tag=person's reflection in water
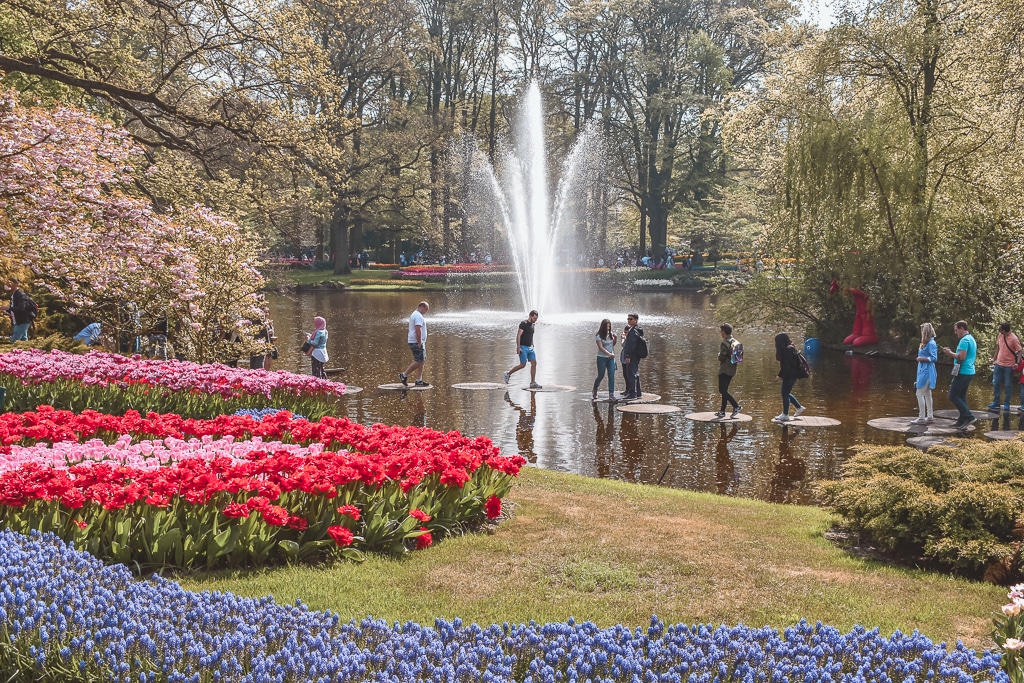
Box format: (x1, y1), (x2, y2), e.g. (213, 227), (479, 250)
(618, 412), (645, 482)
(504, 391), (537, 463)
(769, 426), (807, 504)
(592, 402), (616, 479)
(715, 423), (740, 495)
(403, 391), (427, 428)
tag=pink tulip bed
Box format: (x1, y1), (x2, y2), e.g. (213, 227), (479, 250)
(0, 348), (346, 418)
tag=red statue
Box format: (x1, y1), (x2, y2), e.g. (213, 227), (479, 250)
(830, 280), (879, 347)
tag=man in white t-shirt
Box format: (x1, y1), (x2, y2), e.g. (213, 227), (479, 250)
(400, 301), (430, 387)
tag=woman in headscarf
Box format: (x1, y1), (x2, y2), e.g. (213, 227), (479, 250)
(306, 316), (329, 379)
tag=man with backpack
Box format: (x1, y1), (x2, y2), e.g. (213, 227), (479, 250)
(716, 323), (742, 418)
(5, 278), (36, 342)
(620, 313), (645, 400)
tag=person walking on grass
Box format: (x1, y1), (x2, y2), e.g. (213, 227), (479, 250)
(592, 318), (617, 402)
(400, 301), (431, 387)
(911, 322), (938, 424)
(942, 320), (977, 429)
(716, 323), (741, 418)
(503, 310), (542, 389)
(773, 332), (805, 422)
(988, 322), (1021, 413)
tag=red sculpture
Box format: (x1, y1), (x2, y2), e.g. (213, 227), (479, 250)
(830, 280), (879, 347)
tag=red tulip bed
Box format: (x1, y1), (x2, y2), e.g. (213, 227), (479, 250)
(0, 406), (524, 571)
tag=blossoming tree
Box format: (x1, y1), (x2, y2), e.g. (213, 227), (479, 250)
(0, 89), (265, 361)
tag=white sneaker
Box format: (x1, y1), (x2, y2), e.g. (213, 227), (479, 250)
(714, 410), (726, 418)
(774, 413), (791, 422)
(529, 382), (543, 389)
(793, 406), (806, 417)
(503, 371), (510, 385)
(910, 417), (926, 425)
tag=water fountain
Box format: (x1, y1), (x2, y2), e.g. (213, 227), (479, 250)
(464, 81), (602, 315)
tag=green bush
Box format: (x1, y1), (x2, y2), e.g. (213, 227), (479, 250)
(819, 440), (1024, 580)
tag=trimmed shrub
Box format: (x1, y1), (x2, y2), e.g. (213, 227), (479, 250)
(819, 440), (1024, 579)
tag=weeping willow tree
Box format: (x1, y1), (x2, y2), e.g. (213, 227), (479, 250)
(726, 0), (1024, 346)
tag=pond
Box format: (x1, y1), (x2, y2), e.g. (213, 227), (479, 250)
(266, 288), (998, 505)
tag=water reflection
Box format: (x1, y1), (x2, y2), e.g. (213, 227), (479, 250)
(267, 289), (998, 505)
(769, 427), (807, 504)
(504, 391), (537, 464)
(715, 424), (739, 496)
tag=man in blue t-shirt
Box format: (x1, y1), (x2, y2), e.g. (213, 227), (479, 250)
(942, 320), (978, 429)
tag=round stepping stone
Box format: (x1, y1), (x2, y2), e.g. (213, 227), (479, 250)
(934, 409), (999, 421)
(522, 384), (576, 392)
(614, 393), (661, 404)
(342, 386), (363, 395)
(617, 403), (681, 414)
(985, 431), (1024, 441)
(378, 383), (433, 391)
(771, 415), (841, 427)
(578, 393), (620, 403)
(452, 382), (507, 390)
(685, 412), (753, 423)
(867, 416), (967, 435)
(907, 435), (965, 451)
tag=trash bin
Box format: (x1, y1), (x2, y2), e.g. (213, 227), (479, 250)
(803, 338), (820, 356)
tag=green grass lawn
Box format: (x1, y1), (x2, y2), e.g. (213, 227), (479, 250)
(180, 467), (1004, 648)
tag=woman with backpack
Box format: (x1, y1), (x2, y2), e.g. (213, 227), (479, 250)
(773, 332), (806, 422)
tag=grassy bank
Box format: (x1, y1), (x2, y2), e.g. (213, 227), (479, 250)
(180, 467), (1004, 648)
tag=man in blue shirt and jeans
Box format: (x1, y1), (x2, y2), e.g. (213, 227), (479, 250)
(942, 320), (977, 429)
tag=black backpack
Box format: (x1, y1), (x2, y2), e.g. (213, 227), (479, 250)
(796, 350), (811, 378)
(634, 329), (649, 359)
(25, 298), (38, 320)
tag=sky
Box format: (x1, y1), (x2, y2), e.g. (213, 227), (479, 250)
(798, 0), (838, 28)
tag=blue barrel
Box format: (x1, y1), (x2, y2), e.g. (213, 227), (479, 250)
(803, 338), (820, 356)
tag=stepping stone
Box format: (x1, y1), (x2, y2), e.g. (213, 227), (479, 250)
(985, 431), (1024, 441)
(867, 416), (968, 435)
(325, 367), (345, 374)
(577, 393), (621, 403)
(685, 412), (753, 423)
(617, 403), (681, 414)
(614, 393), (661, 404)
(770, 415), (841, 427)
(906, 435), (965, 451)
(933, 409), (999, 421)
(342, 386), (363, 395)
(452, 382), (507, 390)
(522, 384), (576, 392)
(378, 383), (433, 391)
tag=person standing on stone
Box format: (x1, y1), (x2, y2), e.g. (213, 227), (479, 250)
(503, 310), (542, 389)
(592, 318), (617, 402)
(716, 323), (741, 418)
(911, 322), (938, 424)
(620, 313), (644, 400)
(400, 301), (431, 387)
(773, 332), (805, 422)
(988, 322), (1021, 412)
(942, 320), (978, 428)
(306, 316), (329, 379)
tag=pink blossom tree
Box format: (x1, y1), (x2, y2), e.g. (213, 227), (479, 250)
(0, 90), (265, 362)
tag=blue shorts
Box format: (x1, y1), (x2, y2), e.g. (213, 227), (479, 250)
(518, 346), (537, 363)
(408, 343), (426, 362)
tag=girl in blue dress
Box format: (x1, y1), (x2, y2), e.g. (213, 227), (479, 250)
(912, 322), (938, 424)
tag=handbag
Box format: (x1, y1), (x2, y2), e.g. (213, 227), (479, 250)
(299, 340), (313, 354)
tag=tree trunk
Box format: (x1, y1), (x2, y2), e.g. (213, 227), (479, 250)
(331, 205), (351, 275)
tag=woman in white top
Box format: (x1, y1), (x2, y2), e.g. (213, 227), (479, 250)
(307, 316), (329, 379)
(592, 319), (618, 402)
